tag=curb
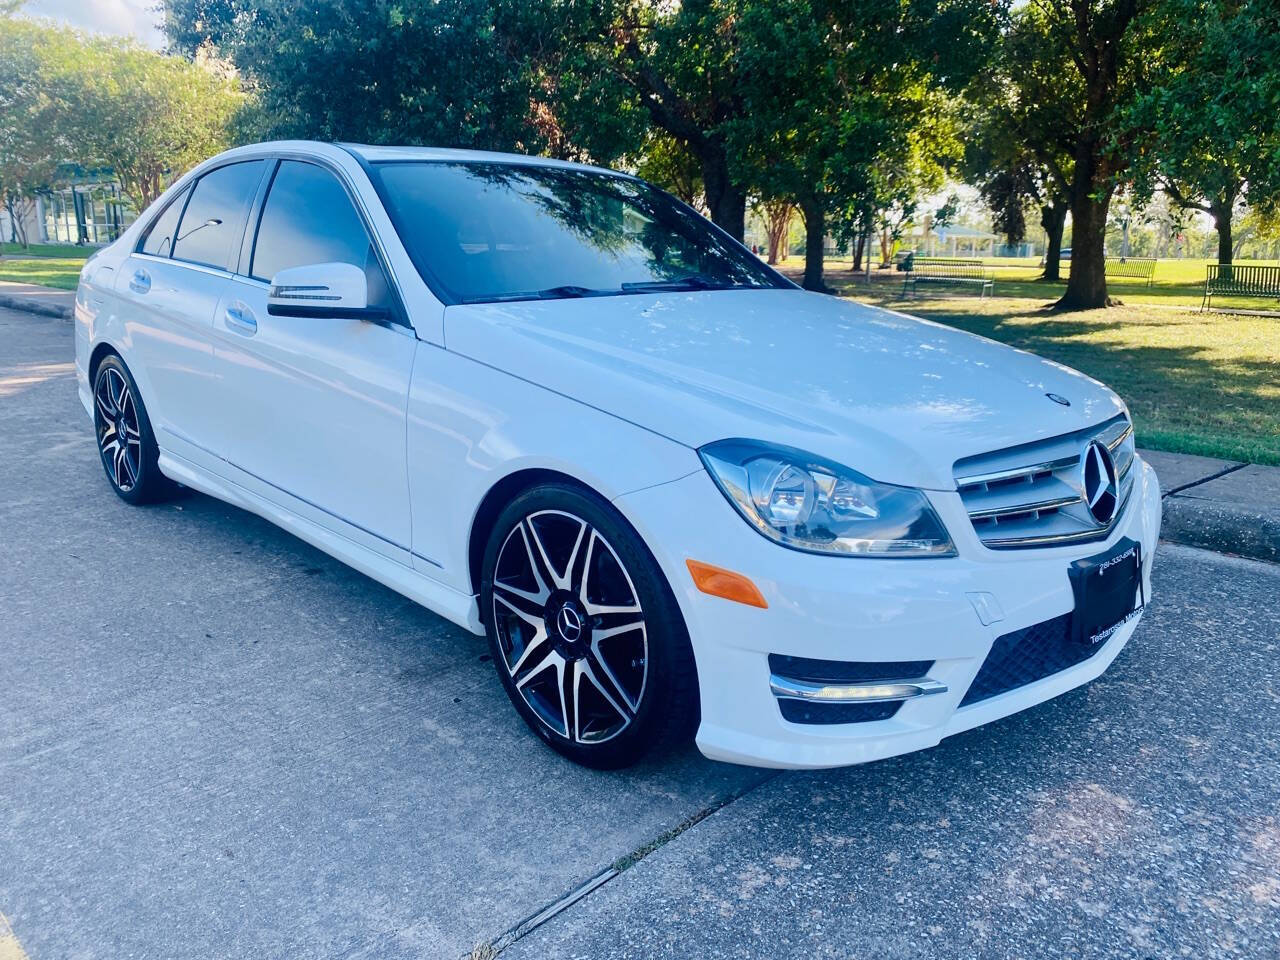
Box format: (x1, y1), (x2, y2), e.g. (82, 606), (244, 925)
(0, 292), (72, 320)
(1161, 493), (1280, 564)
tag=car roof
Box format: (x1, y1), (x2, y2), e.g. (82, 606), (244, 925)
(339, 142), (629, 179)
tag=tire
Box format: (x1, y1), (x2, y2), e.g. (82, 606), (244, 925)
(92, 354), (171, 504)
(480, 482), (699, 769)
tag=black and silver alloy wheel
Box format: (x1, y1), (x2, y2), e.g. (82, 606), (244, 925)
(492, 510), (648, 745)
(481, 483), (698, 769)
(91, 354), (170, 504)
(95, 366), (142, 493)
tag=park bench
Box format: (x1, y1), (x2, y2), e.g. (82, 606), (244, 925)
(1104, 256), (1157, 286)
(901, 257), (994, 299)
(1201, 263), (1280, 311)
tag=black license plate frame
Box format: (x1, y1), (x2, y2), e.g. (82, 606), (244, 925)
(1069, 537), (1144, 649)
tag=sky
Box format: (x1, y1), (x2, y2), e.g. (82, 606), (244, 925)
(22, 0), (165, 49)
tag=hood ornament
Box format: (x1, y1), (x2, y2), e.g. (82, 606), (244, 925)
(1046, 393), (1071, 407)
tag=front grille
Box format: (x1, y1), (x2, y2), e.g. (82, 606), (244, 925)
(954, 415), (1136, 549)
(960, 612), (1103, 706)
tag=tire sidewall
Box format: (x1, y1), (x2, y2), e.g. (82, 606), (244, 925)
(480, 482), (696, 768)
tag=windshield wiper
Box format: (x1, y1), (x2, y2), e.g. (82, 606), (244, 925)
(621, 274), (735, 292)
(461, 285), (610, 304)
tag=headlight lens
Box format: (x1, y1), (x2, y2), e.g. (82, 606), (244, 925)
(699, 440), (956, 558)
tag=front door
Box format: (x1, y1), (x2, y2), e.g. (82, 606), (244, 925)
(210, 159), (415, 561)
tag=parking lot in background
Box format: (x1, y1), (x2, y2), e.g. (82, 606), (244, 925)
(3, 306), (1278, 959)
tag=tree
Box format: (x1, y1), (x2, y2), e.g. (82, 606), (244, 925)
(758, 199), (794, 264)
(1018, 0), (1155, 310)
(728, 0), (1000, 291)
(1, 17), (243, 221)
(964, 14), (1076, 283)
(0, 19), (58, 247)
(1123, 0), (1280, 267)
(164, 0), (565, 154)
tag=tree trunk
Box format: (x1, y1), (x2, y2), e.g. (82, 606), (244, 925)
(1211, 202), (1233, 266)
(700, 150), (746, 242)
(1056, 144), (1113, 310)
(851, 233), (865, 271)
(1040, 201), (1067, 283)
(800, 198), (827, 292)
(764, 202), (792, 264)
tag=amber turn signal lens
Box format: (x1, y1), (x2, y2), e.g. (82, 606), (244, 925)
(685, 559), (768, 609)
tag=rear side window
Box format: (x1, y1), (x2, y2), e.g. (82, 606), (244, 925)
(138, 186), (190, 258)
(172, 160), (266, 270)
(251, 161), (373, 283)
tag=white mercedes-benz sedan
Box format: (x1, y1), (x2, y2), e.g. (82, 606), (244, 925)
(74, 141), (1161, 769)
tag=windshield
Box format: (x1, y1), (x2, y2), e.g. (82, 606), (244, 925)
(369, 161), (789, 304)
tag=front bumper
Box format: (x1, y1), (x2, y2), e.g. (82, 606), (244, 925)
(613, 456), (1162, 769)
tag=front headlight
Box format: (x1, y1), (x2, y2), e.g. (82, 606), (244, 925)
(699, 439), (956, 558)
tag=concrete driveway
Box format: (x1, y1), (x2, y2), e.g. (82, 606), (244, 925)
(2, 306), (1278, 959)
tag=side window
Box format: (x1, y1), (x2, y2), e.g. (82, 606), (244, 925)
(250, 161), (389, 307)
(172, 160), (266, 270)
(138, 186), (190, 258)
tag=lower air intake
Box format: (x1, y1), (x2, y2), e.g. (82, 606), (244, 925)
(960, 612), (1103, 707)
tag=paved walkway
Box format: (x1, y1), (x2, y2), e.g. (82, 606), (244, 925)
(3, 306), (1278, 959)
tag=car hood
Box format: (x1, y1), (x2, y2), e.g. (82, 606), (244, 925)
(444, 289), (1125, 490)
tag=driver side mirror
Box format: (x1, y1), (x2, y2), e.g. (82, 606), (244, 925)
(267, 262), (389, 322)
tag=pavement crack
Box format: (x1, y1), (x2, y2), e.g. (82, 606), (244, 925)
(464, 771), (780, 958)
(1161, 461), (1248, 498)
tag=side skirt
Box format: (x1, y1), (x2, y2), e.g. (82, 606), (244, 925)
(157, 449), (485, 635)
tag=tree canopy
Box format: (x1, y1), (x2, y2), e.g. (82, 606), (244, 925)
(0, 13), (243, 232)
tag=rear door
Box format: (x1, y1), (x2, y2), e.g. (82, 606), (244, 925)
(211, 158), (416, 561)
(114, 160), (267, 461)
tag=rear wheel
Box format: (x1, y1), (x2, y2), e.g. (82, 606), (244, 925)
(93, 355), (170, 504)
(480, 483), (698, 769)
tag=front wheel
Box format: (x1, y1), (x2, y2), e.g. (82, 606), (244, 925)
(480, 483), (699, 769)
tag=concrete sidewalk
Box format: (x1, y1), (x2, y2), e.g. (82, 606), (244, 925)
(0, 280), (74, 319)
(1144, 450), (1280, 563)
(0, 280), (1275, 563)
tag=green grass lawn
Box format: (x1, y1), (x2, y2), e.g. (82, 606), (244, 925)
(813, 255), (1280, 312)
(2, 242), (96, 259)
(0, 256), (85, 290)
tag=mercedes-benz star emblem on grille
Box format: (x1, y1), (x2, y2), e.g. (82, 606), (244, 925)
(1046, 393), (1071, 406)
(556, 605), (584, 642)
(1081, 440), (1119, 525)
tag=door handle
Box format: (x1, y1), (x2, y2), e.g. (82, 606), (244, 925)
(224, 303), (258, 336)
(129, 269), (151, 294)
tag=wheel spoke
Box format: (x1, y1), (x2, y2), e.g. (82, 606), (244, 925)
(526, 513), (587, 593)
(592, 618), (646, 642)
(579, 531), (642, 616)
(95, 388), (115, 421)
(515, 648), (568, 737)
(508, 622), (551, 677)
(580, 652), (633, 722)
(108, 371), (125, 413)
(492, 578), (546, 618)
(119, 446), (137, 486)
(113, 444), (129, 487)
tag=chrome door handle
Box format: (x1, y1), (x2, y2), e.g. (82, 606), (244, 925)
(129, 269), (151, 294)
(224, 303), (258, 336)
